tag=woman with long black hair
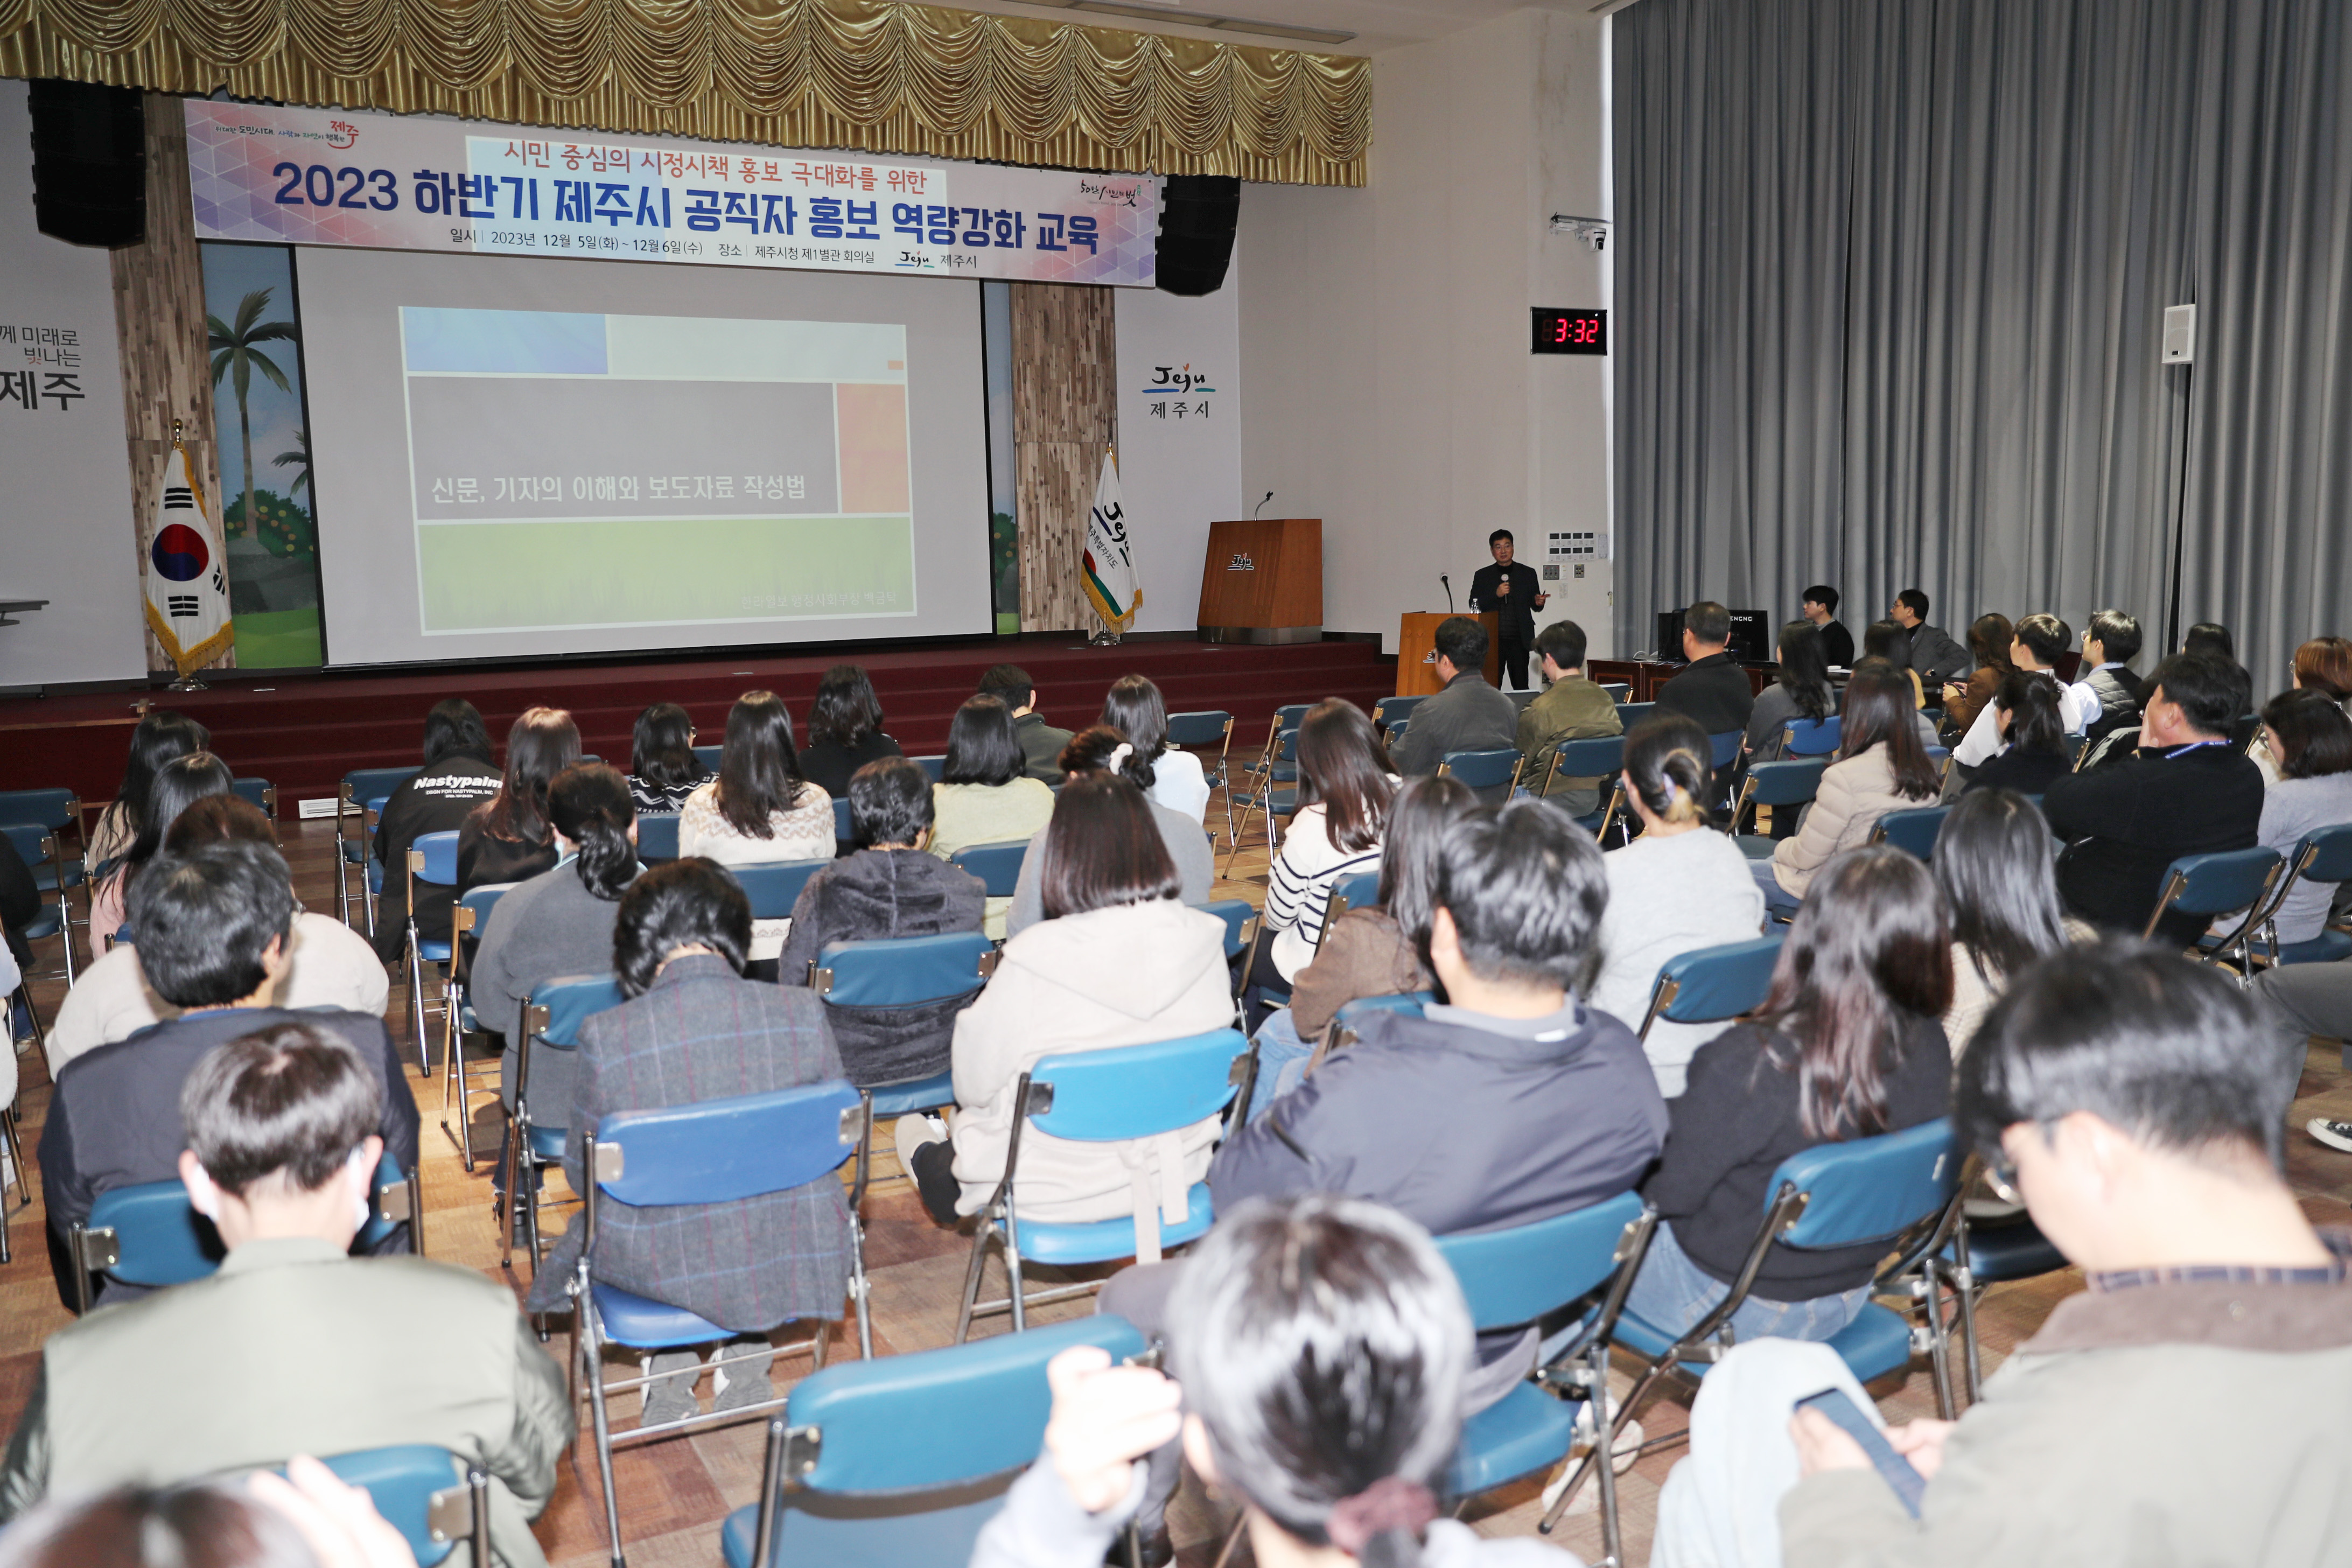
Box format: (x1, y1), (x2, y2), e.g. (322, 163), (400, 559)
(1754, 659), (1941, 914)
(1100, 674), (1211, 823)
(625, 702), (711, 814)
(86, 710), (211, 873)
(457, 706), (581, 895)
(679, 691), (834, 958)
(1742, 620), (1837, 762)
(1933, 787), (2082, 1054)
(87, 751), (235, 950)
(1255, 699), (1397, 1014)
(796, 665), (905, 800)
(1961, 672), (2071, 798)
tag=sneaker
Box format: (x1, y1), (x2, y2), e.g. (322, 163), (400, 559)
(2308, 1118), (2352, 1153)
(893, 1113), (948, 1175)
(711, 1343), (778, 1413)
(639, 1350), (703, 1426)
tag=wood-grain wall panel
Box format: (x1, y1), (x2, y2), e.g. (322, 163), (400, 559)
(1010, 281), (1116, 634)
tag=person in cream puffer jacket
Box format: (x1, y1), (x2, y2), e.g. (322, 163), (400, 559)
(1766, 662), (1944, 904)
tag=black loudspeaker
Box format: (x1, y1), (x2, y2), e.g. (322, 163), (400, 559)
(30, 80), (146, 248)
(1156, 174), (1239, 297)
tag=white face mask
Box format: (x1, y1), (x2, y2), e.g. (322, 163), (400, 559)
(184, 1144), (374, 1230)
(344, 1144), (374, 1231)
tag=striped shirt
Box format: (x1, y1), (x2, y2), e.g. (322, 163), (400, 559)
(1264, 800), (1383, 982)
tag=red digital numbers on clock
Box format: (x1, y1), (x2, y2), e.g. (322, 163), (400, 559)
(1532, 307), (1607, 355)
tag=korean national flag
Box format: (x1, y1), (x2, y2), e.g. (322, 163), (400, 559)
(143, 443), (234, 675)
(1081, 450), (1140, 632)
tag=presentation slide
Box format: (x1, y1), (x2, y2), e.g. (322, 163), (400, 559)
(298, 249), (989, 666)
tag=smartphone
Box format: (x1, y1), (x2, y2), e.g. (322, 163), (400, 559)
(1794, 1388), (1924, 1518)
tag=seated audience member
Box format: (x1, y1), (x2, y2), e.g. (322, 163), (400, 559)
(1933, 789), (2089, 1055)
(2043, 652), (2265, 944)
(1251, 700), (1396, 1021)
(1391, 615), (1518, 776)
(1006, 726), (1215, 940)
(2258, 637), (2352, 784)
(929, 695), (1057, 938)
(83, 710), (211, 874)
(39, 842), (420, 1310)
(2077, 608), (2146, 753)
(980, 663), (1074, 782)
(776, 758), (986, 1086)
(2270, 960), (2352, 1153)
(2242, 690), (2352, 947)
(1754, 660), (1941, 915)
(1953, 613), (2095, 769)
(473, 764), (640, 1134)
(1259, 775), (1474, 1112)
(1937, 612), (2014, 738)
(2184, 619), (2255, 712)
(456, 706), (580, 895)
(1653, 945), (2349, 1568)
(88, 751), (234, 951)
(1655, 601), (1757, 738)
(1861, 619), (1925, 709)
(1518, 618), (1625, 811)
(1886, 587), (1974, 688)
(678, 691), (833, 961)
(1800, 584), (1855, 669)
(1629, 846), (1951, 1345)
(892, 776), (1231, 1230)
(528, 861), (855, 1420)
(1, 1024), (568, 1563)
(50, 797), (388, 1074)
(795, 665), (904, 800)
(1101, 674), (1212, 824)
(371, 698), (502, 963)
(972, 1194), (1584, 1568)
(1591, 714), (1769, 1095)
(624, 701), (710, 814)
(1742, 620), (1835, 766)
(1961, 670), (2073, 797)
(0, 1460), (418, 1568)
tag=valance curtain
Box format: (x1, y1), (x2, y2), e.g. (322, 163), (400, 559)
(1614, 0), (2352, 693)
(0, 0), (1370, 184)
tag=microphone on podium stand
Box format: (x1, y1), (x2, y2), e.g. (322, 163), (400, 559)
(1441, 573), (1455, 613)
(1254, 491), (1275, 518)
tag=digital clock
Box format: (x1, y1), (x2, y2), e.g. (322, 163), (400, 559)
(1532, 307), (1607, 355)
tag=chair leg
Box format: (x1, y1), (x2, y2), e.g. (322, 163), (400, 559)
(850, 1214), (873, 1361)
(440, 1007), (477, 1172)
(498, 1116), (523, 1271)
(953, 1212), (999, 1345)
(1919, 1272), (1956, 1421)
(1542, 1355), (1675, 1532)
(407, 942), (429, 1076)
(1952, 1262), (1983, 1405)
(580, 1308), (627, 1568)
(3, 1102), (28, 1208)
(1587, 1340), (1622, 1568)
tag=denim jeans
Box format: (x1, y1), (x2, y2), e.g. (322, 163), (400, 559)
(1623, 1221), (1870, 1346)
(1243, 1009), (1315, 1123)
(1747, 856), (1805, 918)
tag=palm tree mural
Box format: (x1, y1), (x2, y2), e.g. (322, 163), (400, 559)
(271, 428), (311, 503)
(207, 288), (297, 538)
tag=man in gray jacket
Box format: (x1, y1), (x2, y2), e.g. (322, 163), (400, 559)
(1391, 617), (1520, 782)
(1653, 943), (2352, 1568)
(1887, 589), (1974, 688)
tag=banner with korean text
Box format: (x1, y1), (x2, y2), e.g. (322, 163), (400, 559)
(184, 101), (1159, 288)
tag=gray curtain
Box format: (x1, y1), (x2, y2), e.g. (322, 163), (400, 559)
(1615, 0), (2352, 694)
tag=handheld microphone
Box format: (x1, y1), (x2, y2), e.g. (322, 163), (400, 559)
(1254, 491), (1275, 518)
(1441, 573), (1455, 613)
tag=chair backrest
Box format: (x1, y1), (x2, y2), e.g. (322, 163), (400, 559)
(950, 839), (1028, 898)
(2293, 823), (2352, 885)
(832, 797), (854, 843)
(1615, 702), (1656, 729)
(1435, 1191), (1649, 1331)
(731, 858), (832, 920)
(83, 1153), (415, 1292)
(525, 974), (627, 1047)
(1374, 694), (1426, 730)
(1270, 728), (1301, 765)
(316, 1446), (481, 1568)
(342, 766), (423, 807)
(636, 813), (682, 863)
(693, 744), (725, 771)
(1707, 730), (1742, 769)
(0, 823), (55, 871)
(0, 788), (78, 832)
(1781, 716), (1842, 756)
(1165, 711), (1233, 750)
(1774, 1118), (1959, 1251)
(1597, 682), (1632, 703)
(912, 754), (947, 782)
(2060, 731), (2087, 762)
(230, 777), (276, 815)
(814, 931), (996, 1007)
(1925, 745), (1952, 771)
(1194, 898), (1256, 958)
(1651, 934), (1784, 1027)
(1024, 1028), (1250, 1143)
(1272, 702), (1314, 734)
(455, 881), (511, 930)
(594, 1081), (863, 1206)
(1872, 805), (1951, 860)
(2153, 846), (2283, 921)
(788, 1315), (1145, 1494)
(1326, 869), (1381, 919)
(1331, 992), (1432, 1034)
(407, 829), (460, 887)
(1548, 736), (1626, 781)
(1742, 758), (1827, 809)
(1438, 747), (1521, 790)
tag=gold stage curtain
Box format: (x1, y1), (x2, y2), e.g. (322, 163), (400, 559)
(0, 0), (1369, 184)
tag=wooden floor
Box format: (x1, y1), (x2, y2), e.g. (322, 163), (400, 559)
(5, 796), (2349, 1567)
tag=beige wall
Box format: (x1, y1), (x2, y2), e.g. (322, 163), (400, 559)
(1237, 6), (1616, 659)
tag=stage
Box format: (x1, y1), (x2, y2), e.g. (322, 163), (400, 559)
(0, 634), (1396, 814)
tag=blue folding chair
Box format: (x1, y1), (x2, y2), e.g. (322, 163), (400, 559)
(1194, 898), (1256, 964)
(636, 813), (682, 863)
(831, 796), (854, 853)
(1597, 682), (1632, 703)
(1940, 1206), (2067, 1404)
(1635, 934), (1785, 1042)
(503, 975), (627, 1272)
(1707, 730), (1742, 769)
(1615, 701), (1657, 731)
(720, 1315), (1147, 1568)
(316, 1445), (489, 1568)
(1781, 715), (1842, 757)
(1, 822), (80, 987)
(68, 1153), (422, 1313)
(694, 744), (725, 772)
(1871, 804), (1952, 860)
(440, 882), (516, 1171)
(813, 932), (1000, 1171)
(1543, 736), (1630, 840)
(1321, 868), (1382, 934)
(1550, 1119), (1962, 1531)
(2144, 846), (2283, 965)
(911, 754), (947, 783)
(401, 830), (462, 1075)
(1373, 694), (1426, 734)
(1732, 759), (1827, 847)
(574, 1081), (873, 1563)
(0, 788), (85, 949)
(229, 776), (277, 817)
(1440, 1193), (1658, 1563)
(950, 839), (1028, 898)
(338, 765), (423, 930)
(2236, 824), (2352, 967)
(1166, 711), (1237, 843)
(955, 1029), (1253, 1341)
(1226, 726), (1301, 874)
(1438, 747), (1524, 805)
(731, 859), (833, 922)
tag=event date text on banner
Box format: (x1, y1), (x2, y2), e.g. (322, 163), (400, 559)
(184, 101), (1158, 288)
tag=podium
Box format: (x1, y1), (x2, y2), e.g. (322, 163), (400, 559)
(1396, 612), (1500, 696)
(1198, 518), (1322, 644)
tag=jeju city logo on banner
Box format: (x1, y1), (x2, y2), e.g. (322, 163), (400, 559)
(184, 101), (1158, 288)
